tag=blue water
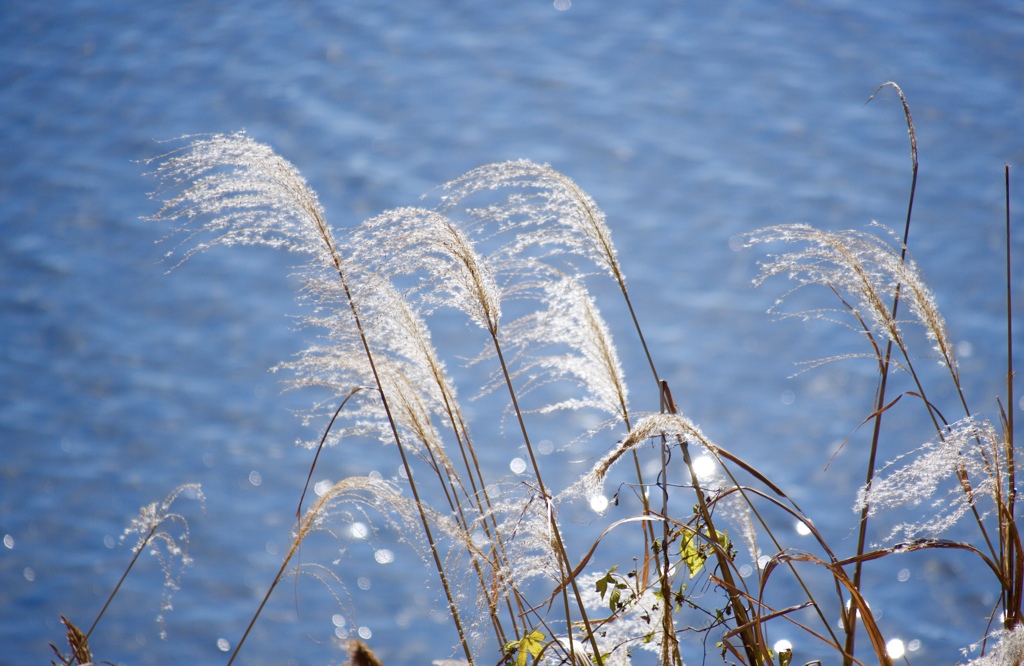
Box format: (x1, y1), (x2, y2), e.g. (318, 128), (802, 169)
(2, 1), (1023, 664)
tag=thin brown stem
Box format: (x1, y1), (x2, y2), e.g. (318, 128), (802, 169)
(227, 536), (297, 666)
(846, 82), (917, 664)
(1003, 163), (1019, 628)
(82, 522), (160, 645)
(489, 330), (606, 665)
(296, 387), (363, 521)
(662, 382), (766, 665)
(341, 287), (475, 666)
(1005, 164), (1016, 516)
(312, 210), (475, 665)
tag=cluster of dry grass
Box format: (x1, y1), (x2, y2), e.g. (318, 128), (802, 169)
(52, 84), (1020, 666)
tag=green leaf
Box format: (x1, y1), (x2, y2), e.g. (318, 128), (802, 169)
(680, 530), (706, 578)
(505, 630), (546, 666)
(712, 528), (735, 559)
(595, 566), (618, 599)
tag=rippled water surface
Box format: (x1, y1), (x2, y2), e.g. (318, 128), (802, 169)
(3, 2), (1023, 664)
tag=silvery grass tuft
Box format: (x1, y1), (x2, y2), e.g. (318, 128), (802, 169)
(856, 415), (1013, 542)
(745, 139), (1021, 659)
(744, 220), (1012, 550)
(144, 130), (792, 666)
(146, 132), (658, 666)
(51, 484), (205, 666)
(119, 483), (205, 639)
(963, 625), (1024, 666)
(745, 223), (956, 375)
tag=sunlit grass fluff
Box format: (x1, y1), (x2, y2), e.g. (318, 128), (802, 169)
(576, 413), (714, 500)
(119, 484), (204, 639)
(147, 132), (629, 665)
(963, 625), (1024, 666)
(438, 160), (624, 283)
(744, 223), (956, 374)
(855, 416), (1011, 541)
(149, 132), (338, 266)
(149, 132), (491, 664)
(344, 207), (503, 333)
(497, 271), (630, 423)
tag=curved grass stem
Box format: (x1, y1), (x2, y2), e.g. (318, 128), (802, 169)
(845, 81), (918, 665)
(489, 331), (606, 666)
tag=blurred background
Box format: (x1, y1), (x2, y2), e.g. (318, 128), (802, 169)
(2, 1), (1023, 664)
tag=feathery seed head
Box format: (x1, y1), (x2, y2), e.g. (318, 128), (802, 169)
(855, 417), (1009, 541)
(147, 132), (336, 267)
(120, 484), (205, 639)
(503, 273), (629, 421)
(346, 207), (503, 333)
(577, 413), (713, 499)
(745, 223), (956, 373)
(439, 160), (624, 284)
